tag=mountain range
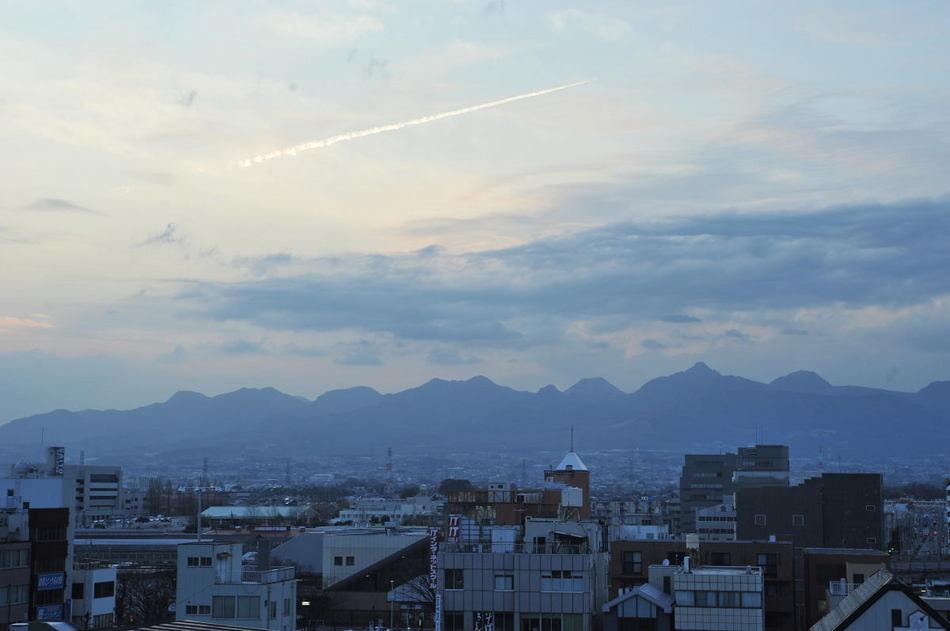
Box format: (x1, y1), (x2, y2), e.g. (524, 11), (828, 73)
(1, 363), (947, 459)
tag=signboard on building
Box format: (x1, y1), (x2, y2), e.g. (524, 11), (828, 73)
(36, 604), (64, 620)
(37, 572), (65, 591)
(430, 527), (441, 631)
(47, 446), (65, 476)
(448, 515), (460, 542)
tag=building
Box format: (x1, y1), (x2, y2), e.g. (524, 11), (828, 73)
(74, 537), (196, 569)
(438, 517), (609, 631)
(736, 474), (884, 550)
(0, 509), (30, 631)
(810, 570), (949, 631)
(608, 539), (795, 631)
(175, 542), (297, 631)
(799, 548), (890, 628)
(696, 500), (736, 542)
(63, 465), (123, 528)
(334, 496), (444, 526)
(602, 560), (764, 631)
(70, 563), (117, 629)
(199, 506), (313, 529)
(28, 508), (70, 623)
(544, 451), (592, 520)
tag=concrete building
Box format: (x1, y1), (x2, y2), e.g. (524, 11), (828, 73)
(608, 539), (794, 631)
(673, 562), (764, 631)
(175, 542), (296, 631)
(438, 517), (608, 631)
(63, 465), (123, 528)
(736, 474), (884, 550)
(74, 537), (195, 569)
(69, 563), (116, 629)
(696, 500), (737, 542)
(799, 548), (890, 628)
(810, 570), (949, 631)
(199, 506), (313, 529)
(0, 509), (31, 631)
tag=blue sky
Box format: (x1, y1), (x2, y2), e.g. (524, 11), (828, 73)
(1, 1), (949, 421)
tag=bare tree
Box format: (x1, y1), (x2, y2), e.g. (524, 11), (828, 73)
(114, 569), (176, 627)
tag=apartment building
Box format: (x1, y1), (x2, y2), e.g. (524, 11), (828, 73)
(0, 510), (30, 631)
(70, 563), (117, 629)
(175, 542), (297, 631)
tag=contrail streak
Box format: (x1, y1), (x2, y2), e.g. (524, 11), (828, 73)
(238, 80), (590, 167)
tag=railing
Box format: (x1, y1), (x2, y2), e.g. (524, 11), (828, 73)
(828, 581), (855, 596)
(240, 566), (295, 584)
(441, 541), (591, 555)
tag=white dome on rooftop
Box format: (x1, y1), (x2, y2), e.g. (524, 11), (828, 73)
(556, 451), (588, 472)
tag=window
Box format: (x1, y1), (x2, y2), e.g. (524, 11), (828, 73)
(494, 613), (514, 631)
(675, 590), (694, 606)
(283, 597), (290, 616)
(444, 612), (464, 631)
(188, 556), (199, 567)
(269, 600), (277, 619)
(0, 585), (28, 606)
(90, 474), (119, 483)
(757, 553), (779, 578)
(891, 609), (902, 626)
(562, 615), (582, 631)
(540, 615), (561, 631)
(72, 583), (85, 599)
(693, 591), (716, 607)
(541, 570), (583, 593)
(199, 605), (211, 615)
(94, 581), (115, 598)
(334, 556), (343, 566)
(866, 537), (878, 545)
(345, 556), (355, 566)
(186, 605), (199, 615)
(663, 576), (672, 594)
(865, 504), (876, 512)
(622, 551), (642, 574)
(718, 592), (740, 608)
(709, 552), (731, 565)
(200, 557), (212, 567)
(742, 592), (762, 608)
(0, 548), (28, 568)
(754, 514), (767, 527)
(792, 514), (805, 527)
(445, 568), (464, 590)
(494, 574), (514, 591)
(213, 595), (236, 618)
(236, 596), (260, 619)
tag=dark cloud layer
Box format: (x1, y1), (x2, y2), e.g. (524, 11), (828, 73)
(184, 198), (950, 346)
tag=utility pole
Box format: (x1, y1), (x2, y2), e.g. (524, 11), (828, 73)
(389, 578), (394, 629)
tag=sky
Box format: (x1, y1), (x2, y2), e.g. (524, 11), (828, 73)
(1, 0), (949, 422)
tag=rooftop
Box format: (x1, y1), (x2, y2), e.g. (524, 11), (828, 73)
(555, 451), (588, 472)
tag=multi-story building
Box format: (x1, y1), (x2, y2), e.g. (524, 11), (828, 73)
(63, 465), (123, 528)
(799, 548), (889, 628)
(438, 518), (609, 631)
(736, 474), (884, 550)
(672, 562), (764, 631)
(28, 507), (70, 623)
(70, 563), (117, 629)
(335, 496), (444, 526)
(696, 500), (737, 542)
(608, 539), (795, 631)
(175, 542), (297, 631)
(0, 509), (30, 631)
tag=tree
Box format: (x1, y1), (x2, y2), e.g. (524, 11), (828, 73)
(400, 484), (421, 499)
(115, 569), (176, 627)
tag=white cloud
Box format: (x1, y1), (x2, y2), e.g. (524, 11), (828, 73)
(548, 8), (630, 42)
(266, 11), (385, 43)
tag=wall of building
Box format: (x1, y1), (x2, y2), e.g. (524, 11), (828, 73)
(70, 565), (116, 629)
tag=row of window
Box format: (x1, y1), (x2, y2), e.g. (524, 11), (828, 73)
(0, 548), (29, 569)
(71, 581), (114, 599)
(333, 555), (355, 566)
(187, 556), (213, 567)
(443, 570), (585, 593)
(674, 590), (762, 608)
(444, 612), (583, 631)
(0, 584), (29, 605)
(202, 595), (291, 619)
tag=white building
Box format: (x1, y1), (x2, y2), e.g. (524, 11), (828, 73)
(321, 528), (429, 588)
(335, 496), (443, 526)
(70, 563), (116, 629)
(695, 501), (737, 542)
(175, 542), (297, 631)
(63, 465), (123, 527)
(672, 562), (764, 631)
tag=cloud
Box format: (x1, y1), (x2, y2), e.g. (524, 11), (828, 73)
(181, 198), (950, 349)
(334, 341), (383, 366)
(0, 316), (53, 330)
(26, 198), (97, 214)
(548, 9), (631, 42)
(139, 223), (181, 247)
(219, 339), (268, 355)
(266, 11), (384, 43)
(781, 327), (809, 336)
(179, 90), (197, 107)
(659, 314), (701, 323)
(641, 339), (666, 351)
(427, 349), (481, 365)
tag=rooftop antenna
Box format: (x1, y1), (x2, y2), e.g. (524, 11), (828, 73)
(202, 456), (209, 489)
(41, 426), (45, 446)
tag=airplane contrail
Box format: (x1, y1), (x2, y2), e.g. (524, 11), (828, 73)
(238, 80), (590, 167)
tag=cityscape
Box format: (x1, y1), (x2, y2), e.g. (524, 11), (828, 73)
(2, 3), (950, 631)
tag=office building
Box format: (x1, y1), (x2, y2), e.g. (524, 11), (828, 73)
(736, 474), (884, 550)
(175, 542), (297, 631)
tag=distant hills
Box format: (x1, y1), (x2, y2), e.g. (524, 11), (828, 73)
(1, 363), (947, 459)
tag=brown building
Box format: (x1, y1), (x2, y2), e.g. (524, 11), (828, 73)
(28, 507), (69, 623)
(608, 539), (796, 631)
(0, 516), (31, 631)
(544, 451), (591, 519)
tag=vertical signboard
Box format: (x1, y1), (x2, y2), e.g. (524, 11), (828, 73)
(430, 527), (441, 631)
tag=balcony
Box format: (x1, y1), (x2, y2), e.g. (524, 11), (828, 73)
(240, 566), (295, 584)
(828, 581), (856, 596)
